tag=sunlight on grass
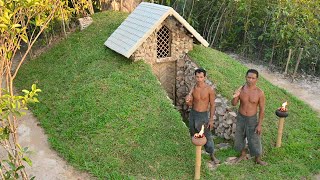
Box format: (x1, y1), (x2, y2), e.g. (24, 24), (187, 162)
(15, 11), (319, 179)
(189, 45), (320, 179)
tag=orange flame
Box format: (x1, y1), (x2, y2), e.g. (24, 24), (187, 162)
(282, 101), (287, 109)
(279, 101), (288, 111)
(194, 125), (205, 138)
(199, 125), (204, 136)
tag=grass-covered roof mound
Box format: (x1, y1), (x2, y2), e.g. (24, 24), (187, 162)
(15, 11), (205, 179)
(16, 11), (319, 179)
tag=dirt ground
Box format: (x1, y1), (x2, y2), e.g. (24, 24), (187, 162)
(18, 111), (93, 180)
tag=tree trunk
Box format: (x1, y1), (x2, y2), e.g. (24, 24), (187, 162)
(88, 0), (95, 14)
(269, 42), (275, 66)
(211, 6), (227, 47)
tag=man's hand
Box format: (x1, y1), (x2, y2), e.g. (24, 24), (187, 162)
(208, 119), (214, 130)
(232, 86), (242, 98)
(185, 94), (192, 103)
(255, 124), (262, 135)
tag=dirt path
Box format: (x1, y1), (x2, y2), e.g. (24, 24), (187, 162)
(18, 111), (93, 180)
(228, 54), (320, 115)
(0, 51), (94, 179)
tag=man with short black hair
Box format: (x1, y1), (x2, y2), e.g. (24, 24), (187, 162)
(232, 69), (267, 165)
(186, 68), (220, 164)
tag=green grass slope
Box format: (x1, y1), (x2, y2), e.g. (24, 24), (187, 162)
(15, 11), (319, 179)
(15, 12), (207, 179)
(189, 45), (320, 179)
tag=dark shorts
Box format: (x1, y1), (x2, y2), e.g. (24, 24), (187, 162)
(234, 112), (262, 156)
(189, 109), (214, 154)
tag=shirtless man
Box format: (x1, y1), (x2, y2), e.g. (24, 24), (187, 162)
(186, 68), (220, 164)
(232, 69), (267, 165)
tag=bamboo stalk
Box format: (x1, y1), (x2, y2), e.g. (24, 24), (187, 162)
(284, 49), (292, 74)
(276, 118), (285, 147)
(194, 145), (202, 180)
(292, 48), (304, 81)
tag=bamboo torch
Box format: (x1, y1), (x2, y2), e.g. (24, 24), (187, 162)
(191, 125), (206, 180)
(275, 102), (289, 147)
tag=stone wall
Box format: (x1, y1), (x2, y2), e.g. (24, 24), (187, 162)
(176, 54), (238, 140)
(131, 16), (193, 64)
(101, 0), (142, 12)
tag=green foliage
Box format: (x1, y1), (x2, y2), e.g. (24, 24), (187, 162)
(171, 0), (320, 75)
(0, 85), (41, 179)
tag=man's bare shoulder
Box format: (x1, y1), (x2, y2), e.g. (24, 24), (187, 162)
(256, 87), (265, 96)
(206, 84), (215, 93)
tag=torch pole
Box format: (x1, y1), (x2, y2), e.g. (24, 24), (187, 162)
(194, 145), (202, 180)
(276, 117), (285, 147)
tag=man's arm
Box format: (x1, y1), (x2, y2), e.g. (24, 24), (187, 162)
(208, 87), (216, 130)
(232, 86), (242, 106)
(255, 91), (265, 135)
(185, 86), (194, 107)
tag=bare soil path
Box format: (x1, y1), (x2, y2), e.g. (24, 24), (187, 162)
(0, 51), (94, 179)
(18, 111), (93, 180)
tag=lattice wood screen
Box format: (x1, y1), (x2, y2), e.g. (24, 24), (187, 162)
(157, 25), (171, 58)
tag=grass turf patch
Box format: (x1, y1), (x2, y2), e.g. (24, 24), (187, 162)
(15, 11), (215, 179)
(189, 45), (320, 179)
(15, 10), (319, 179)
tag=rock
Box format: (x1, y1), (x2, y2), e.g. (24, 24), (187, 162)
(216, 107), (225, 115)
(177, 60), (185, 67)
(226, 118), (233, 124)
(216, 143), (231, 150)
(215, 98), (222, 106)
(229, 111), (237, 117)
(78, 17), (93, 30)
(232, 124), (236, 132)
(224, 133), (230, 139)
(177, 70), (184, 76)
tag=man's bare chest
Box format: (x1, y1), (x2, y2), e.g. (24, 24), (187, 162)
(240, 90), (259, 104)
(193, 88), (209, 101)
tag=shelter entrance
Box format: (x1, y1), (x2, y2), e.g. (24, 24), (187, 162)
(152, 61), (176, 103)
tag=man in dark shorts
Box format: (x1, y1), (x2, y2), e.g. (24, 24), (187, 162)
(186, 68), (220, 164)
(231, 69), (267, 165)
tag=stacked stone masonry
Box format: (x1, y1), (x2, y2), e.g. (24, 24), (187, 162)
(131, 16), (193, 64)
(176, 55), (238, 140)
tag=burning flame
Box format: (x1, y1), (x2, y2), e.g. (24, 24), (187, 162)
(199, 125), (204, 136)
(282, 102), (287, 109)
(194, 125), (205, 138)
(279, 101), (288, 111)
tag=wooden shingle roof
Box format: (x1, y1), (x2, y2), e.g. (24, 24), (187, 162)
(104, 2), (209, 58)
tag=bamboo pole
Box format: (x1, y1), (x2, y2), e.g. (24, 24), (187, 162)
(276, 118), (285, 147)
(194, 145), (202, 180)
(284, 49), (292, 74)
(292, 48), (304, 81)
